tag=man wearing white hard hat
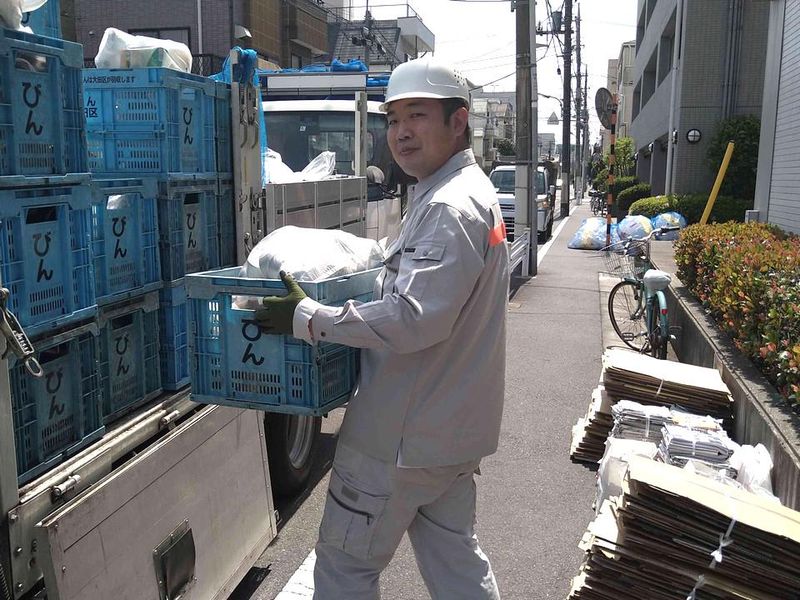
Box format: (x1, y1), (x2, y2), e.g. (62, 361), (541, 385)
(258, 56), (508, 599)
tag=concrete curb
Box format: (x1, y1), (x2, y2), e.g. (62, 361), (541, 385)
(651, 248), (800, 510)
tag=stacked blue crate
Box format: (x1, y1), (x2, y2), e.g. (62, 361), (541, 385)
(10, 322), (104, 484)
(0, 26), (99, 482)
(97, 292), (161, 422)
(185, 268), (380, 416)
(91, 177), (162, 305)
(82, 67), (235, 392)
(0, 28), (87, 179)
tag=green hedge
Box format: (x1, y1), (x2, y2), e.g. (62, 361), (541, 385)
(616, 183), (652, 215)
(628, 194), (753, 224)
(674, 222), (799, 404)
(609, 176), (638, 199)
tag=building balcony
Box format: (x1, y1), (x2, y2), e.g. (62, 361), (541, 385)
(286, 0), (329, 55)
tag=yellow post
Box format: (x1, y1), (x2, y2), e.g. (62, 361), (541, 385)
(700, 141), (735, 225)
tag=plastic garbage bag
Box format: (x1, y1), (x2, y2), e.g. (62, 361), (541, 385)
(651, 211), (687, 240)
(568, 217), (620, 250)
(243, 225), (383, 283)
(730, 444), (779, 502)
(95, 28), (192, 72)
(0, 0), (24, 30)
(617, 215), (653, 241)
(265, 150), (336, 184)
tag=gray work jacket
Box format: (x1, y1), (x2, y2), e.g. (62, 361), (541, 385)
(294, 149), (510, 467)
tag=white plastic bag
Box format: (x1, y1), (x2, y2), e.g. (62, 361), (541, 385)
(301, 151), (336, 180)
(95, 28), (192, 72)
(0, 0), (23, 31)
(243, 225), (383, 282)
(730, 444), (778, 501)
(264, 150), (337, 184)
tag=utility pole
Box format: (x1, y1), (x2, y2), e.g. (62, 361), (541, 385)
(583, 66), (589, 193)
(514, 0), (537, 276)
(574, 3), (582, 203)
(560, 0), (573, 218)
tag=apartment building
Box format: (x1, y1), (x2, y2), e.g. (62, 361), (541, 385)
(71, 0), (332, 72)
(754, 0), (800, 234)
(629, 0), (769, 195)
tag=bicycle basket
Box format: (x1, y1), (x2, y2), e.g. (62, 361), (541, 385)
(602, 240), (648, 279)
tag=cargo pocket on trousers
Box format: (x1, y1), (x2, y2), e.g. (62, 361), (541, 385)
(320, 467), (389, 561)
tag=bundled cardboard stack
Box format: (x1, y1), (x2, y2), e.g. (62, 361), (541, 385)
(570, 385), (615, 463)
(602, 348), (734, 425)
(569, 457), (800, 599)
(570, 349), (734, 464)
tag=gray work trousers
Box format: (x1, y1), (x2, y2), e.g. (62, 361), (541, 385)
(313, 443), (500, 599)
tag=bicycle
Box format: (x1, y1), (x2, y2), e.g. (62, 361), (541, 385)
(603, 226), (680, 359)
(589, 190), (606, 217)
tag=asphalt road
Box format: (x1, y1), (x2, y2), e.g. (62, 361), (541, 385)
(229, 203), (601, 600)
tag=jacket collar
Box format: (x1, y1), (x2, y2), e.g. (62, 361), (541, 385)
(410, 149), (477, 202)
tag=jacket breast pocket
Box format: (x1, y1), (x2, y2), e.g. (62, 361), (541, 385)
(410, 243), (445, 262)
(320, 467), (390, 560)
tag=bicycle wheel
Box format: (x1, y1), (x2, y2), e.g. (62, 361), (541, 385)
(608, 280), (648, 352)
(648, 299), (669, 359)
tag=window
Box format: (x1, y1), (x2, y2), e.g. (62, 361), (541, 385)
(489, 170), (515, 194)
(129, 27), (191, 47)
(263, 111), (390, 176)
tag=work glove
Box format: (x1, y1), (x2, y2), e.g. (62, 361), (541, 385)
(255, 271), (307, 335)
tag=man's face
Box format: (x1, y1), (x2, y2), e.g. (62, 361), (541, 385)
(385, 98), (466, 180)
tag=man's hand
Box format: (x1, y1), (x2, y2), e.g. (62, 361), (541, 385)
(255, 271), (307, 335)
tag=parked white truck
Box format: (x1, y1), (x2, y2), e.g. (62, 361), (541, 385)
(489, 163), (555, 243)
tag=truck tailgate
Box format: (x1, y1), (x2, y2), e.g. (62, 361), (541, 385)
(36, 406), (276, 600)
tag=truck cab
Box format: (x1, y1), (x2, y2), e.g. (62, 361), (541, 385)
(489, 164), (554, 243)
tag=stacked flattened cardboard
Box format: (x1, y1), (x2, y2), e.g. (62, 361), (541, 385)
(569, 457), (800, 599)
(602, 348), (734, 425)
(570, 385), (615, 463)
(570, 349), (734, 464)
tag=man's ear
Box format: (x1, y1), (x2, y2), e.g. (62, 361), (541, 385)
(450, 106), (469, 137)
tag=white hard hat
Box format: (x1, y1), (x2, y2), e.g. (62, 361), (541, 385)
(380, 57), (470, 112)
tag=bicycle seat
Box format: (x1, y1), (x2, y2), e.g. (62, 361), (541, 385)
(643, 269), (672, 291)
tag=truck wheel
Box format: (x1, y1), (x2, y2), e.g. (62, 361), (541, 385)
(265, 413), (322, 497)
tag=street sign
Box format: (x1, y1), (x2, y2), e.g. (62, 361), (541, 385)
(547, 111), (559, 125)
(595, 88), (614, 129)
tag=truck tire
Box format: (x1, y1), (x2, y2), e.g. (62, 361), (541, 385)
(265, 413), (322, 497)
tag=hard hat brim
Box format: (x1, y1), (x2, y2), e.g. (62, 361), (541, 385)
(379, 91), (470, 113)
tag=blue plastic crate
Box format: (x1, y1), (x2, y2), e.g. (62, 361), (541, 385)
(214, 85), (232, 175)
(10, 322), (104, 484)
(20, 0), (61, 39)
(0, 28), (87, 178)
(0, 178), (97, 338)
(83, 68), (224, 175)
(98, 292), (162, 422)
(157, 176), (221, 281)
(158, 279), (189, 391)
(185, 267), (380, 416)
(218, 181), (236, 268)
(91, 177), (162, 304)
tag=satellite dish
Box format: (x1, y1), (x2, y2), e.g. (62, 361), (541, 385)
(595, 88), (615, 129)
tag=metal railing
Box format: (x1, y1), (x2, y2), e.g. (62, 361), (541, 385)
(192, 54), (224, 77)
(327, 2), (422, 22)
